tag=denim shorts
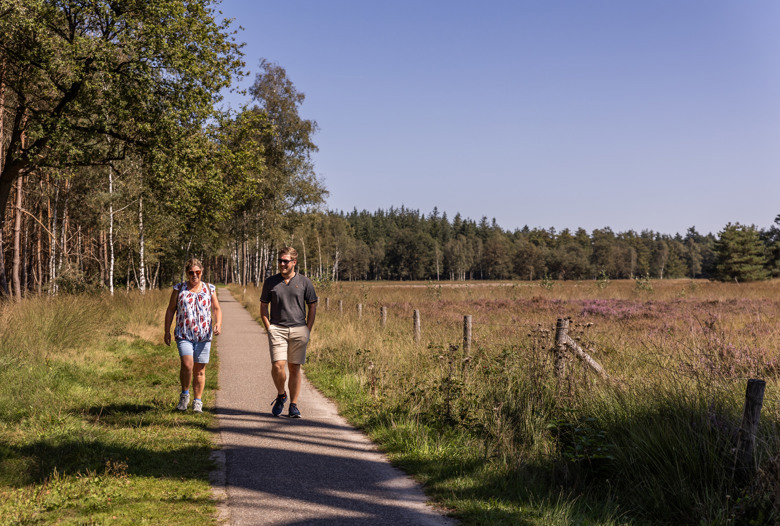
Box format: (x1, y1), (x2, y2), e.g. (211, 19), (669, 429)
(176, 339), (211, 364)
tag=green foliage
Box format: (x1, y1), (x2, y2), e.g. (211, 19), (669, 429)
(715, 223), (770, 282)
(385, 228), (437, 280)
(596, 269), (610, 289)
(0, 0), (245, 225)
(634, 273), (654, 293)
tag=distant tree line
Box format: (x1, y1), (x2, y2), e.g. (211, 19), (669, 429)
(283, 207), (780, 284)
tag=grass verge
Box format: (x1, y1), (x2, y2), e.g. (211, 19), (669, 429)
(0, 292), (220, 525)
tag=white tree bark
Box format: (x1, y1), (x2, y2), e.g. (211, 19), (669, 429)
(49, 182), (58, 294)
(108, 165), (115, 296)
(138, 196), (146, 293)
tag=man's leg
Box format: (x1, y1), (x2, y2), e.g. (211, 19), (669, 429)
(287, 326), (309, 405)
(271, 360), (288, 395)
(288, 363), (302, 404)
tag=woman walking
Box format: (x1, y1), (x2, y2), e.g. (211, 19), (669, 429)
(164, 258), (222, 412)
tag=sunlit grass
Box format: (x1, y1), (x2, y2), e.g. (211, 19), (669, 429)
(0, 291), (219, 525)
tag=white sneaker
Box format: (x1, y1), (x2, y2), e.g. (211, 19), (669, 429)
(193, 399), (203, 413)
(177, 392), (190, 411)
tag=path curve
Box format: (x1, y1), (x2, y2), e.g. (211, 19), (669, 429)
(212, 288), (456, 525)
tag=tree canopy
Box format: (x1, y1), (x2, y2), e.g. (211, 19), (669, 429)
(0, 0), (244, 226)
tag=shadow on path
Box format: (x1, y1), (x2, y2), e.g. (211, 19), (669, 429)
(214, 289), (455, 525)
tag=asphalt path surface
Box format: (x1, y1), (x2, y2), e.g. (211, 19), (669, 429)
(211, 288), (456, 525)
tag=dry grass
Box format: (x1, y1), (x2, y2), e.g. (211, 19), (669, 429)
(231, 279), (780, 523)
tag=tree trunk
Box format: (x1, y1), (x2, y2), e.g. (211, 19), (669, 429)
(254, 233), (260, 286)
(301, 237), (307, 276)
(22, 203), (29, 293)
(59, 180), (69, 277)
(108, 165), (115, 295)
(36, 207), (42, 294)
(138, 196), (146, 293)
(0, 57), (5, 174)
(12, 175), (23, 300)
(49, 180), (58, 294)
(0, 60), (8, 298)
(317, 235), (322, 280)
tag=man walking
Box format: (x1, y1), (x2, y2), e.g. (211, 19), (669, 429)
(260, 247), (318, 418)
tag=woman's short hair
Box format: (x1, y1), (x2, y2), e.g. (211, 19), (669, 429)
(185, 258), (203, 272)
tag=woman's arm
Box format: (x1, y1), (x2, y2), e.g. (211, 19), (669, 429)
(163, 288), (178, 346)
(211, 289), (223, 335)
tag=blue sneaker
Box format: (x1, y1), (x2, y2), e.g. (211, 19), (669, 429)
(288, 403), (301, 418)
(271, 393), (287, 416)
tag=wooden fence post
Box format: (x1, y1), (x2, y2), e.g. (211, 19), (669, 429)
(734, 378), (766, 482)
(463, 315), (472, 356)
(463, 314), (472, 377)
(338, 299), (343, 314)
(413, 309), (421, 343)
(380, 306), (387, 329)
(325, 297), (330, 310)
(357, 303), (362, 319)
(554, 318), (569, 382)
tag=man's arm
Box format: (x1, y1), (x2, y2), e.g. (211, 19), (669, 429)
(260, 302), (271, 332)
(306, 302), (317, 331)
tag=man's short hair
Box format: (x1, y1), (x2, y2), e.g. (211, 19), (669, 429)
(279, 246), (298, 260)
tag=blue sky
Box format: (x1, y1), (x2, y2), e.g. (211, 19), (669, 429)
(217, 1), (780, 236)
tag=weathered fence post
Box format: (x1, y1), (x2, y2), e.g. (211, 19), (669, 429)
(338, 299), (343, 314)
(380, 306), (387, 329)
(554, 318), (569, 382)
(463, 314), (472, 378)
(463, 315), (472, 354)
(734, 378), (766, 482)
(413, 309), (421, 343)
(325, 297), (330, 310)
(356, 303), (362, 319)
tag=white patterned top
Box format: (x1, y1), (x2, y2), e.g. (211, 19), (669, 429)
(173, 282), (216, 342)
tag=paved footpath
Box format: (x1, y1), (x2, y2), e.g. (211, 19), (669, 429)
(211, 288), (456, 525)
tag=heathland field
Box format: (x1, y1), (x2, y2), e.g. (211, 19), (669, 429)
(234, 278), (780, 524)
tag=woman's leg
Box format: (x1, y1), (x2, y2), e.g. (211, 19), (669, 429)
(192, 363), (207, 399)
(180, 355), (194, 391)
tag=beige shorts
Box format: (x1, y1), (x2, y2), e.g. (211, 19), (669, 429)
(267, 324), (310, 364)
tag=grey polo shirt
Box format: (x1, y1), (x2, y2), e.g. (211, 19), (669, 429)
(260, 273), (318, 327)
